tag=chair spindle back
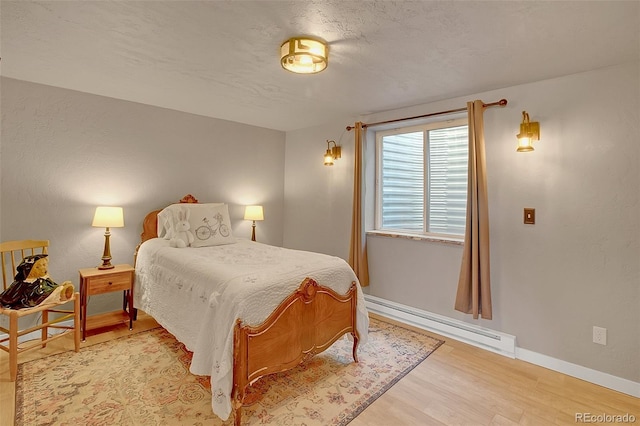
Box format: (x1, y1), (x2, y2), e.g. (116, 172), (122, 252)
(0, 240), (49, 291)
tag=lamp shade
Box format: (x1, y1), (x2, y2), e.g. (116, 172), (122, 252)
(244, 205), (264, 221)
(517, 136), (535, 152)
(92, 206), (124, 228)
(324, 149), (335, 166)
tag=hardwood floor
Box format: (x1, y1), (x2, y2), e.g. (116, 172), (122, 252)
(1, 312), (638, 426)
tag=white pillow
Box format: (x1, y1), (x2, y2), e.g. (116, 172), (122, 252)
(157, 206), (175, 239)
(157, 203), (224, 240)
(188, 204), (236, 247)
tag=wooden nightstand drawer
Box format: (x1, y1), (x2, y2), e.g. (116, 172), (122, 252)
(86, 272), (131, 295)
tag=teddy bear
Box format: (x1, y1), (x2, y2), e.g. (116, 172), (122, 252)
(169, 207), (194, 248)
(0, 254), (74, 309)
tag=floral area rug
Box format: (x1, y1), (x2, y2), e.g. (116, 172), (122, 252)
(16, 318), (443, 425)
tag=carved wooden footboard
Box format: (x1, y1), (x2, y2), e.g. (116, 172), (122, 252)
(232, 277), (359, 425)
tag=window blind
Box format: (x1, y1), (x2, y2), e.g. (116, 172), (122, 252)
(379, 124), (468, 236)
(380, 131), (423, 230)
(427, 125), (468, 235)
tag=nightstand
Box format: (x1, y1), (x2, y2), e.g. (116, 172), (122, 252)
(79, 264), (135, 341)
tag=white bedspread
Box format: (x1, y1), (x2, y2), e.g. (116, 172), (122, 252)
(134, 238), (369, 421)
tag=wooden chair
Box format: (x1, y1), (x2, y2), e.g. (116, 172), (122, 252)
(0, 240), (80, 381)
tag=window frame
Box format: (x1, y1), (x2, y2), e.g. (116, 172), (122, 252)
(374, 117), (469, 239)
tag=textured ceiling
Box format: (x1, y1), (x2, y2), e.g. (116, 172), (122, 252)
(1, 1), (639, 132)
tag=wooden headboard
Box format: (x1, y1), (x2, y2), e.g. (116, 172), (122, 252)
(139, 193), (199, 244)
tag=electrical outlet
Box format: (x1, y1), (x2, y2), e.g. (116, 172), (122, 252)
(593, 326), (607, 345)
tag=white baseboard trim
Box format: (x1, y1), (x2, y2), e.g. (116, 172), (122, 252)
(516, 347), (640, 398)
(365, 294), (640, 398)
(364, 294), (516, 358)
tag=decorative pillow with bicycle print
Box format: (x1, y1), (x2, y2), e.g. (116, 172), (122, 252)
(189, 203), (236, 247)
(158, 202), (224, 240)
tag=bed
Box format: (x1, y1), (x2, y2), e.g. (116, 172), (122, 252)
(133, 195), (369, 425)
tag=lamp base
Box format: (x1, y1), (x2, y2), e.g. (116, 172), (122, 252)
(98, 262), (115, 270)
(98, 229), (115, 269)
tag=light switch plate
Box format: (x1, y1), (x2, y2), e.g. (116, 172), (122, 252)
(524, 208), (535, 224)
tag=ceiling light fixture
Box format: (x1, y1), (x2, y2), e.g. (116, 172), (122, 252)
(280, 37), (328, 74)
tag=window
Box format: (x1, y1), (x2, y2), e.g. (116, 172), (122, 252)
(375, 118), (468, 237)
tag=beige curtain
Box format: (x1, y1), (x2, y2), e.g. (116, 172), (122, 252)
(348, 122), (370, 286)
(455, 100), (492, 319)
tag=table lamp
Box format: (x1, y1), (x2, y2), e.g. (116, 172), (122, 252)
(92, 206), (124, 269)
(244, 205), (264, 242)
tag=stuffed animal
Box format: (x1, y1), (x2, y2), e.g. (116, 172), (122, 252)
(0, 254), (74, 309)
(170, 207), (194, 248)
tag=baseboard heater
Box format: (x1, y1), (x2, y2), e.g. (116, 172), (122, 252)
(364, 294), (516, 358)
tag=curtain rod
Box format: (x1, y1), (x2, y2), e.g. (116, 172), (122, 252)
(346, 98), (508, 131)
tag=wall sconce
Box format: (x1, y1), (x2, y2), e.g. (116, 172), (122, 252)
(91, 206), (124, 269)
(244, 205), (264, 242)
(516, 111), (540, 152)
(280, 37), (328, 74)
(323, 140), (342, 166)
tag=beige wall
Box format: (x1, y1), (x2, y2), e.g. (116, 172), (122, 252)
(284, 62), (640, 383)
(0, 77), (286, 316)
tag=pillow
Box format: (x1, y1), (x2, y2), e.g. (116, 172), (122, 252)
(157, 207), (174, 239)
(157, 203), (224, 240)
(188, 203), (236, 247)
